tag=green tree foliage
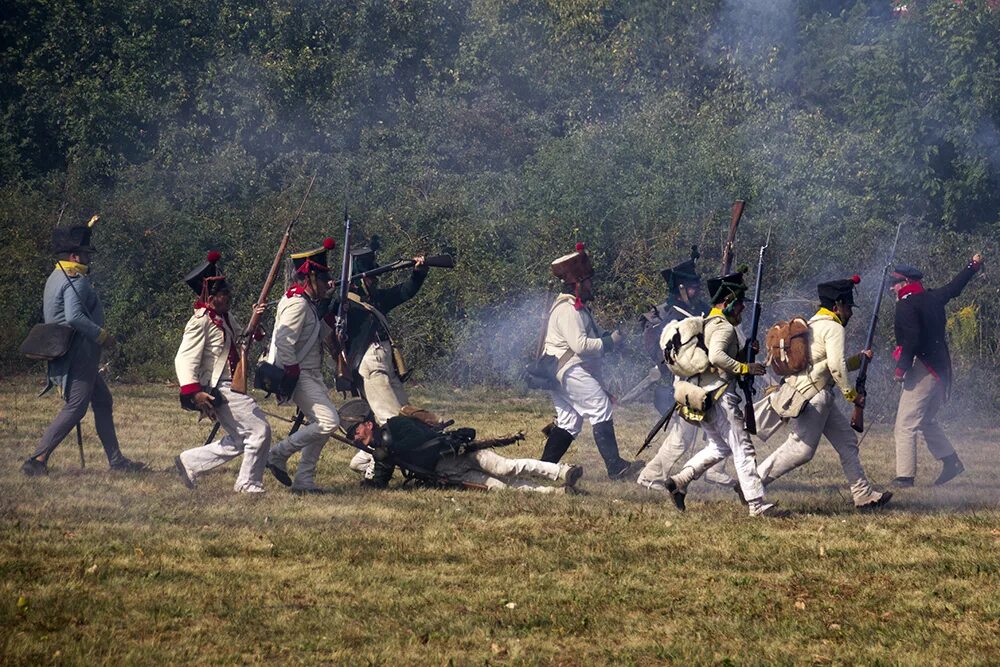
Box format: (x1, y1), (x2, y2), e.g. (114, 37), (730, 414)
(2, 0), (997, 413)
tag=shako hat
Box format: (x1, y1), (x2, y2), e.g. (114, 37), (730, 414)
(661, 246), (702, 293)
(707, 267), (748, 303)
(551, 242), (594, 284)
(351, 235), (381, 275)
(339, 398), (374, 439)
(52, 215), (99, 254)
(291, 237), (336, 281)
(184, 250), (227, 296)
(818, 274), (861, 308)
(890, 264), (923, 284)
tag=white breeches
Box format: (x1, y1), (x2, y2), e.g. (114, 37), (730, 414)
(179, 383), (272, 492)
(435, 449), (569, 493)
(269, 370), (339, 488)
(549, 365), (614, 436)
(358, 342), (409, 425)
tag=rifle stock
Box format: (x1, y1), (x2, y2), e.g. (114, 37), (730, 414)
(332, 253), (455, 288)
(231, 173), (317, 393)
(850, 222), (903, 432)
(722, 200), (747, 274)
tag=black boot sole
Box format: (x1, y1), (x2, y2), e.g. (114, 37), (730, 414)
(665, 478), (686, 512)
(266, 463), (293, 487)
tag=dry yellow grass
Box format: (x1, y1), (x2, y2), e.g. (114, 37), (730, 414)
(1, 378), (998, 665)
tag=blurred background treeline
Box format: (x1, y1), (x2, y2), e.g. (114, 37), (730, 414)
(1, 0), (997, 418)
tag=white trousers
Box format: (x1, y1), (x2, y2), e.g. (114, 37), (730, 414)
(676, 391), (765, 502)
(179, 383), (272, 492)
(757, 387), (875, 503)
(268, 369), (339, 489)
(639, 416), (733, 485)
(359, 342), (409, 424)
(435, 449), (570, 493)
(549, 364), (614, 437)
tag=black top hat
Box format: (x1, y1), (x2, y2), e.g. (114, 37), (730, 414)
(660, 246), (702, 294)
(707, 267), (748, 304)
(351, 235), (381, 275)
(52, 216), (99, 254)
(818, 274), (860, 308)
(184, 250), (228, 296)
(291, 237), (336, 280)
(890, 264), (923, 284)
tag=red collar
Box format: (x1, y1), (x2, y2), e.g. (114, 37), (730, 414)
(194, 300), (233, 333)
(897, 281), (924, 300)
(285, 284), (309, 298)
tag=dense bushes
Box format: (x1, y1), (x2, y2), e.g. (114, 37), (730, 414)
(2, 0), (997, 415)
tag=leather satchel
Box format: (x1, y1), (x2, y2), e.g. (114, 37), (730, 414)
(19, 323), (74, 361)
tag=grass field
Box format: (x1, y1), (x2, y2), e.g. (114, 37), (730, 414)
(1, 378), (998, 665)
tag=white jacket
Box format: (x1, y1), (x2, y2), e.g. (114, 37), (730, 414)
(543, 294), (607, 382)
(267, 292), (325, 371)
(175, 307), (240, 392)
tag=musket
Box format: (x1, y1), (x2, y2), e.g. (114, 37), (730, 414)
(619, 365), (663, 404)
(231, 173), (317, 393)
(333, 206), (353, 392)
(330, 254), (456, 288)
(851, 222), (904, 433)
(462, 431), (525, 454)
(739, 227), (770, 435)
(722, 200), (747, 274)
(636, 402), (677, 457)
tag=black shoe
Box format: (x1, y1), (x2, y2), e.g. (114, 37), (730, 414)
(752, 503), (792, 518)
(891, 476), (914, 488)
(563, 464), (584, 488)
(266, 462), (293, 487)
(734, 484), (748, 506)
(110, 457), (148, 472)
(933, 456), (964, 486)
(608, 459), (645, 481)
(174, 456), (195, 489)
(21, 458), (48, 477)
(665, 478), (686, 512)
(857, 491), (893, 513)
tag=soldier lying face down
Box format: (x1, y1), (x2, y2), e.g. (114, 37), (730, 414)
(338, 399), (583, 493)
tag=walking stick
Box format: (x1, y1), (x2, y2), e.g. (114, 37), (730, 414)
(76, 423), (85, 468)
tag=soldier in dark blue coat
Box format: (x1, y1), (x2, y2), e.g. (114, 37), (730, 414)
(21, 219), (145, 476)
(890, 253), (982, 487)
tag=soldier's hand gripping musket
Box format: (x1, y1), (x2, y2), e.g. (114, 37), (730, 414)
(850, 221), (903, 433)
(231, 173), (316, 394)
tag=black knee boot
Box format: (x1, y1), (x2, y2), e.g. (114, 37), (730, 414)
(541, 426), (575, 463)
(593, 420), (631, 478)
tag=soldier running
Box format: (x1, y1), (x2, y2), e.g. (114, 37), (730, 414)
(889, 253), (983, 487)
(539, 242), (643, 479)
(173, 252), (272, 493)
(264, 237), (341, 492)
(635, 249), (735, 491)
(755, 276), (891, 511)
(663, 269), (787, 517)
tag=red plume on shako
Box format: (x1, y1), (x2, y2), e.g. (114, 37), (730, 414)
(323, 237), (336, 250)
(184, 250), (227, 297)
(852, 274), (861, 284)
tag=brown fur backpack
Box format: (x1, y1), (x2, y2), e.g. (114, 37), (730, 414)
(765, 317), (811, 376)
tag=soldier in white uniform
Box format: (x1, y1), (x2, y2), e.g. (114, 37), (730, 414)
(264, 237), (341, 491)
(636, 249), (735, 491)
(539, 242), (643, 479)
(664, 270), (786, 517)
(755, 276), (891, 510)
(174, 252), (271, 493)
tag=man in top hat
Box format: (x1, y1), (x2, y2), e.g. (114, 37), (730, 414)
(539, 242), (643, 479)
(263, 237), (341, 491)
(755, 276), (891, 510)
(173, 251), (272, 493)
(331, 237), (436, 478)
(635, 248), (735, 491)
(339, 399), (584, 493)
(22, 217), (146, 476)
(663, 269), (786, 517)
(890, 253), (983, 487)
